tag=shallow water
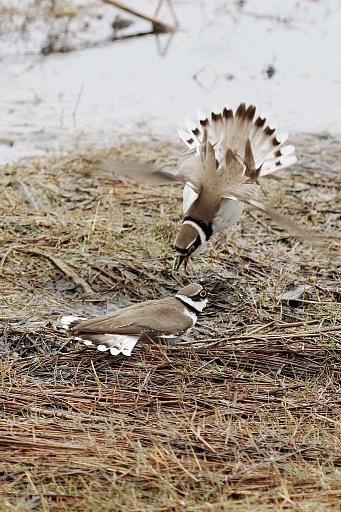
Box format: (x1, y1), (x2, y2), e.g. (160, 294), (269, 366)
(0, 0), (340, 163)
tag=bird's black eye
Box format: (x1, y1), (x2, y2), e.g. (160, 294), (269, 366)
(189, 244), (196, 253)
(199, 290), (207, 298)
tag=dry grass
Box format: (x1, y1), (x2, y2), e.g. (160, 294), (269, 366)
(0, 134), (340, 511)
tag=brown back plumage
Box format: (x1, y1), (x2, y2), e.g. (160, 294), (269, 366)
(64, 283), (206, 338)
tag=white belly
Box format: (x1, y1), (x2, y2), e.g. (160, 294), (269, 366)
(213, 199), (244, 233)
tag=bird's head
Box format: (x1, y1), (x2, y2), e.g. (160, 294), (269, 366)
(173, 221), (207, 270)
(175, 283), (208, 312)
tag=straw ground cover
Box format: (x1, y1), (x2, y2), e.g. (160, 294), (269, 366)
(0, 135), (340, 511)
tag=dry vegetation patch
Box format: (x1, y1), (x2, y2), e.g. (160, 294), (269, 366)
(0, 135), (340, 511)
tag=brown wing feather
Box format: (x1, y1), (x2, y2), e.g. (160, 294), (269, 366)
(178, 153), (205, 194)
(69, 298), (194, 337)
(185, 144), (250, 224)
(86, 156), (184, 185)
(222, 183), (261, 203)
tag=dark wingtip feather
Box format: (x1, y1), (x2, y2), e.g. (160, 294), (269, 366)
(192, 127), (201, 138)
(235, 103), (247, 118)
(223, 107), (233, 120)
(264, 126), (276, 137)
(245, 105), (256, 121)
(212, 112), (223, 123)
(200, 117), (210, 129)
(255, 116), (266, 128)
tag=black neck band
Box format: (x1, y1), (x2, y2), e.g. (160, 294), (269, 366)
(184, 217), (213, 240)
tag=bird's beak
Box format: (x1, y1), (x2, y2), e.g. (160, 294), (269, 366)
(173, 254), (189, 271)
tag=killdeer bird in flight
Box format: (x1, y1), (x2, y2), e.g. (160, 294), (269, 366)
(95, 101), (303, 267)
(61, 283), (207, 357)
(173, 102), (297, 269)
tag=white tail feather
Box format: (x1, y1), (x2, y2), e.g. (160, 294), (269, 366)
(261, 154), (298, 176)
(61, 316), (139, 357)
(60, 315), (87, 329)
(82, 334), (139, 356)
(179, 103), (297, 176)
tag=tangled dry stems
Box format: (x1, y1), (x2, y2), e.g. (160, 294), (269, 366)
(0, 135), (340, 511)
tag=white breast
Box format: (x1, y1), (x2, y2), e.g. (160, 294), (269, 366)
(213, 198), (244, 233)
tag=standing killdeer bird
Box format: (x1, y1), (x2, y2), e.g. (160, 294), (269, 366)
(61, 283), (207, 356)
(173, 102), (298, 269)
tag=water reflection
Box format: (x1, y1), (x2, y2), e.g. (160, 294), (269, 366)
(0, 0), (340, 162)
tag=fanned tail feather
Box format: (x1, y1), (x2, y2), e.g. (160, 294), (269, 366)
(60, 315), (87, 330)
(82, 334), (139, 356)
(229, 104), (256, 155)
(178, 102), (297, 177)
(60, 316), (139, 356)
(261, 147), (297, 175)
